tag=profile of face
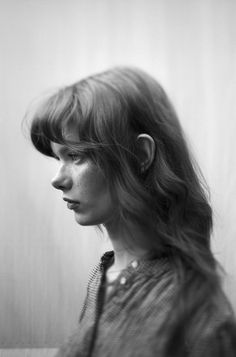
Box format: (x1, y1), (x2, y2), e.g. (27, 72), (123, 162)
(50, 141), (116, 227)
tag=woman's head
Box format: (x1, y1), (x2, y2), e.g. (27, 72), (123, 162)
(30, 67), (212, 263)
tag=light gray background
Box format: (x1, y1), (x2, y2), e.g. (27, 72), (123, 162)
(0, 0), (235, 350)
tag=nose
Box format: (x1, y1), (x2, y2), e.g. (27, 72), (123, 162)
(51, 165), (72, 191)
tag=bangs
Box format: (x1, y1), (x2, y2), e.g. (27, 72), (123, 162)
(30, 85), (97, 158)
(30, 76), (133, 164)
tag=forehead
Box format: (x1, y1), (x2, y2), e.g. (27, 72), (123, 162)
(50, 142), (68, 155)
(62, 125), (80, 141)
(50, 124), (80, 152)
(50, 124), (81, 156)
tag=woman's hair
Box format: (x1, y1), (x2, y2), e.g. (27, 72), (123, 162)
(29, 67), (235, 355)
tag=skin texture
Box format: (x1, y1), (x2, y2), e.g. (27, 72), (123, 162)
(50, 142), (116, 226)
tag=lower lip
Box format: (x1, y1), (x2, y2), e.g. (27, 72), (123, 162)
(67, 202), (80, 210)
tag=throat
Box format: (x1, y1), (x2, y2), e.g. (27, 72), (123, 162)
(106, 269), (121, 284)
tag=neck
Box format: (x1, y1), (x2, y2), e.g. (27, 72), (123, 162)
(104, 219), (151, 271)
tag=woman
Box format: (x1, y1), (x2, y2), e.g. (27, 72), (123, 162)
(29, 67), (236, 356)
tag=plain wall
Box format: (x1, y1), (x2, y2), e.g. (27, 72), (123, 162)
(0, 0), (235, 348)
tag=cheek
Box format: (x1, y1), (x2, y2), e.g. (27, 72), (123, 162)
(73, 162), (109, 199)
(86, 174), (108, 198)
(72, 163), (116, 225)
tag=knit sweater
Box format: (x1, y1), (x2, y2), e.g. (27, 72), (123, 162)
(55, 251), (236, 357)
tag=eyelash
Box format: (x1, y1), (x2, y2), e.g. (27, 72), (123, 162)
(67, 152), (82, 161)
(53, 152), (83, 162)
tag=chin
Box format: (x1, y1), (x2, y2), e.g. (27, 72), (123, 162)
(74, 212), (104, 226)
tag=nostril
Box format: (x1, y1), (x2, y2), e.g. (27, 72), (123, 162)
(54, 184), (64, 190)
(51, 181), (63, 190)
(51, 177), (62, 190)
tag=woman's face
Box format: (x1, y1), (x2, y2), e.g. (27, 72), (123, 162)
(50, 141), (116, 226)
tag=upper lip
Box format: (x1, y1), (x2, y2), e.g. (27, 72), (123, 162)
(63, 197), (80, 204)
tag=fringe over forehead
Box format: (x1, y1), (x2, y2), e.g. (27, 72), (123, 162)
(30, 66), (181, 163)
(30, 68), (151, 161)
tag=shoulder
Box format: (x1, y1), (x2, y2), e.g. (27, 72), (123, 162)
(188, 291), (236, 356)
(189, 317), (236, 356)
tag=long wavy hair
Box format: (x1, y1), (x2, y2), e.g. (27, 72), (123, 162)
(29, 67), (235, 355)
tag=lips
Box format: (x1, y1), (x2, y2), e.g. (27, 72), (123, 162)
(67, 202), (80, 210)
(63, 198), (80, 210)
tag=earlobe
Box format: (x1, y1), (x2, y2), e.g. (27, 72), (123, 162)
(136, 134), (155, 172)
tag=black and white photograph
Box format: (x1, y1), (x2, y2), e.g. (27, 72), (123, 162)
(0, 0), (236, 356)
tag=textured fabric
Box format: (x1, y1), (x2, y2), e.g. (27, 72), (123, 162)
(55, 251), (236, 357)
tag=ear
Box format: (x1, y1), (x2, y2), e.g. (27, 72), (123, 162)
(136, 134), (155, 172)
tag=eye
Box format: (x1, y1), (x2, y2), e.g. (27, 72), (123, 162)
(67, 152), (83, 162)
